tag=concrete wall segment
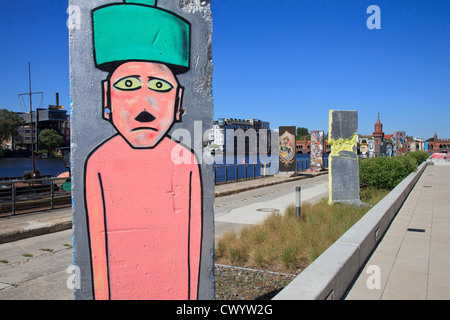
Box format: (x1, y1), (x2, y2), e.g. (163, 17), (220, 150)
(70, 0), (214, 300)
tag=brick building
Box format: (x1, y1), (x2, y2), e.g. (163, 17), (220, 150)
(427, 133), (450, 153)
(373, 113), (384, 155)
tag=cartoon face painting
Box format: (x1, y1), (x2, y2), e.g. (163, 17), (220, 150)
(104, 61), (184, 148)
(84, 0), (203, 300)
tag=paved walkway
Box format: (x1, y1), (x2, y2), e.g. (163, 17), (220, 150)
(346, 162), (450, 300)
(215, 174), (328, 237)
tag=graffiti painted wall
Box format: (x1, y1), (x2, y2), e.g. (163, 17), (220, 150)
(278, 126), (296, 172)
(359, 137), (368, 158)
(393, 131), (406, 156)
(310, 130), (324, 172)
(70, 0), (214, 300)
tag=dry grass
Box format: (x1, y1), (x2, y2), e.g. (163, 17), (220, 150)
(215, 188), (389, 274)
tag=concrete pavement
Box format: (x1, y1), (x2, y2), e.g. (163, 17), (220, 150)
(345, 161), (450, 300)
(215, 174), (328, 237)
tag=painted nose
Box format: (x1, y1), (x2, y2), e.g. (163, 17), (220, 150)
(135, 111), (156, 123)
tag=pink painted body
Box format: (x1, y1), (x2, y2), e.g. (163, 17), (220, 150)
(85, 136), (202, 300)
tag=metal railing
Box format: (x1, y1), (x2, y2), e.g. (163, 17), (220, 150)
(214, 162), (275, 185)
(0, 177), (71, 217)
(296, 157), (329, 172)
(214, 157), (329, 185)
(296, 159), (310, 172)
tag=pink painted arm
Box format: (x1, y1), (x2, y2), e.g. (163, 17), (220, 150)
(189, 164), (202, 300)
(85, 160), (110, 300)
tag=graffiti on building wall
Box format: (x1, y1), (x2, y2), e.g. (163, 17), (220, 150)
(310, 130), (324, 172)
(83, 0), (203, 300)
(278, 126), (296, 172)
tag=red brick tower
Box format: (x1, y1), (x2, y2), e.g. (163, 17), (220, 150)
(373, 113), (384, 155)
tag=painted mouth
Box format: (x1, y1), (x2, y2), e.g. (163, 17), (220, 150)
(131, 127), (158, 132)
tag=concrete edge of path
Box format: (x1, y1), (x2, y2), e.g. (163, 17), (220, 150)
(214, 171), (328, 198)
(273, 161), (428, 300)
(0, 218), (72, 245)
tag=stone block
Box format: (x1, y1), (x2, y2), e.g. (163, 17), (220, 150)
(328, 110), (361, 205)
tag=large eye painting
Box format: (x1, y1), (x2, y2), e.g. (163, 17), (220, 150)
(148, 78), (174, 93)
(113, 76), (142, 91)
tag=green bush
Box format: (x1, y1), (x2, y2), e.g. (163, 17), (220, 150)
(406, 150), (430, 166)
(359, 155), (419, 190)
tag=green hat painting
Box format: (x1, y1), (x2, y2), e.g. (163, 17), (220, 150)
(92, 0), (190, 74)
(85, 0), (203, 300)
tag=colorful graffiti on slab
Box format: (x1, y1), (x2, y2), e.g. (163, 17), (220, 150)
(386, 143), (393, 157)
(393, 131), (406, 156)
(83, 0), (202, 300)
(360, 137), (368, 158)
(278, 126), (296, 172)
(310, 130), (324, 172)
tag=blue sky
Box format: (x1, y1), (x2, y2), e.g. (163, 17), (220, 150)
(1, 0), (449, 139)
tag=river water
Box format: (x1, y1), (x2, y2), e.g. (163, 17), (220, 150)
(0, 158), (68, 179)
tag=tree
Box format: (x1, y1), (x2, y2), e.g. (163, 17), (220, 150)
(39, 129), (63, 155)
(296, 127), (309, 140)
(0, 109), (25, 147)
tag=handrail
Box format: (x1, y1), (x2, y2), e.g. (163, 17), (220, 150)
(214, 158), (328, 185)
(0, 176), (71, 217)
(0, 176), (68, 185)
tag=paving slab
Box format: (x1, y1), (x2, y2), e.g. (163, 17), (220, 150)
(346, 163), (450, 300)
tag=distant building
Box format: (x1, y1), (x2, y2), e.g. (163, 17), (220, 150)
(1, 137), (13, 150)
(359, 114), (417, 157)
(209, 123), (224, 149)
(16, 94), (70, 151)
(408, 137), (425, 152)
(373, 113), (384, 156)
(427, 133), (450, 153)
(208, 118), (271, 155)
